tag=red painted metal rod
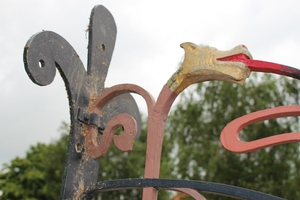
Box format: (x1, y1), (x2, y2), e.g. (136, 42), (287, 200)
(220, 105), (300, 153)
(218, 52), (300, 80)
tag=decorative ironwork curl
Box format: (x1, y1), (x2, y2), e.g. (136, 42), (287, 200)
(85, 84), (155, 159)
(24, 31), (87, 87)
(91, 84), (156, 116)
(221, 105), (300, 153)
(87, 113), (138, 158)
(23, 5), (142, 199)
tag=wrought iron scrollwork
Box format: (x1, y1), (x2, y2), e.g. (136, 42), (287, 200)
(23, 4), (300, 200)
(24, 5), (142, 199)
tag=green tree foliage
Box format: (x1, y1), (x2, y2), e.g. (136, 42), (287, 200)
(0, 122), (69, 200)
(166, 74), (300, 199)
(1, 74), (300, 199)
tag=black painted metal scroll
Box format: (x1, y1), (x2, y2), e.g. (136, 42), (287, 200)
(24, 5), (141, 199)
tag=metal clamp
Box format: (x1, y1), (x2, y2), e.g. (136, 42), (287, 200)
(77, 108), (105, 134)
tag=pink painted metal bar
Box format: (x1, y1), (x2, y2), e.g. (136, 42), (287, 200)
(86, 84), (155, 159)
(142, 86), (178, 199)
(220, 105), (300, 153)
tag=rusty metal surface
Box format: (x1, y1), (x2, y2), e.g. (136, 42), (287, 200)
(24, 5), (141, 199)
(86, 84), (154, 159)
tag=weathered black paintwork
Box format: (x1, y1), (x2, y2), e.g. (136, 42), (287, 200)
(81, 178), (285, 200)
(24, 5), (141, 199)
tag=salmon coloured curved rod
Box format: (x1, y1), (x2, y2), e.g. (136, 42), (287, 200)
(218, 46), (300, 154)
(217, 47), (300, 80)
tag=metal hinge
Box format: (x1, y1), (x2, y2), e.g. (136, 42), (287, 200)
(77, 108), (105, 134)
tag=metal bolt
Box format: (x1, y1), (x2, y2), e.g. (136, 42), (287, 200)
(83, 113), (90, 121)
(75, 143), (83, 153)
(101, 43), (106, 51)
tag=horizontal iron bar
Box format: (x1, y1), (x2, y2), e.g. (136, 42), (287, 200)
(80, 178), (285, 200)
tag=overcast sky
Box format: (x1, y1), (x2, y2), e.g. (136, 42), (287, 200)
(1, 0), (300, 166)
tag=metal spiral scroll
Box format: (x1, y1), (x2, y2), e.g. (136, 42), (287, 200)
(85, 84), (155, 159)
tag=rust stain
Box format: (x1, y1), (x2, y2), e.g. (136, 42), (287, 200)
(81, 124), (89, 137)
(75, 179), (84, 200)
(79, 90), (101, 161)
(80, 92), (97, 138)
(82, 147), (90, 162)
(88, 92), (97, 113)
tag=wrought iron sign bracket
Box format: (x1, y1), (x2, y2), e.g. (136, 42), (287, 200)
(24, 5), (141, 199)
(23, 4), (300, 200)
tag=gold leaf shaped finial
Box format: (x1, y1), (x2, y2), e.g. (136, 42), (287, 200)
(166, 42), (252, 94)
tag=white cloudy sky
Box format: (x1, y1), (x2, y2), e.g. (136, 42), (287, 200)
(1, 0), (300, 166)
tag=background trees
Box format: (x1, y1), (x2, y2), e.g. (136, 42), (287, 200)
(0, 122), (69, 199)
(1, 74), (300, 199)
